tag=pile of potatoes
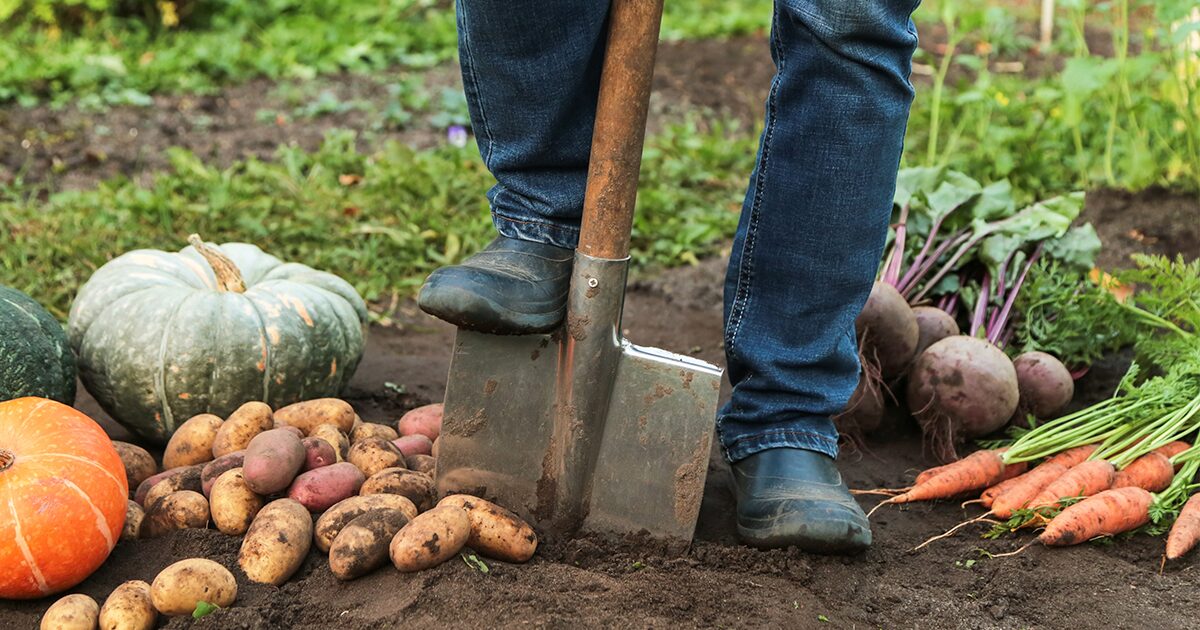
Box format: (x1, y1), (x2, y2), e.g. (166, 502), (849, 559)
(40, 558), (236, 629)
(72, 398), (536, 624)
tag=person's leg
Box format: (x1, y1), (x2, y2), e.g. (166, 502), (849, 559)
(722, 0), (922, 551)
(419, 1), (610, 333)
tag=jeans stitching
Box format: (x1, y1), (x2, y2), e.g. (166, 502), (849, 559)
(457, 8), (497, 170)
(493, 208), (580, 234)
(726, 428), (837, 448)
(725, 8), (785, 357)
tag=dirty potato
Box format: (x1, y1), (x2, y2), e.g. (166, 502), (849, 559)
(123, 500), (145, 541)
(143, 490), (210, 538)
(212, 401), (274, 457)
(242, 428), (306, 495)
(392, 434), (433, 458)
(201, 450), (246, 496)
(405, 454), (437, 476)
(238, 498), (313, 585)
(210, 468), (264, 536)
(438, 495), (537, 562)
(301, 436), (337, 471)
(431, 437), (440, 458)
(313, 494), (419, 552)
(274, 398), (356, 436)
(99, 580), (157, 630)
(40, 593), (98, 630)
(328, 508), (411, 580)
(347, 438), (406, 477)
(389, 504), (471, 572)
(112, 441), (157, 493)
(162, 413), (223, 469)
(138, 465), (203, 509)
(350, 422), (399, 444)
(310, 424), (349, 462)
(150, 558), (237, 616)
(359, 467), (435, 511)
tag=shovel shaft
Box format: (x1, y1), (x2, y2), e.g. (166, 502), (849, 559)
(577, 0), (664, 261)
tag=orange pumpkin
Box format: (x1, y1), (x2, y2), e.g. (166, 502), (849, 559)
(0, 397), (127, 599)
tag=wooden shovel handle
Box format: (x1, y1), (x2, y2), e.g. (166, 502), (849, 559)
(577, 0), (664, 260)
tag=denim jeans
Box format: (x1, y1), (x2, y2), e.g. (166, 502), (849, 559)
(456, 0), (921, 462)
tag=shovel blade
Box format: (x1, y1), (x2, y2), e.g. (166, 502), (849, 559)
(436, 330), (721, 540)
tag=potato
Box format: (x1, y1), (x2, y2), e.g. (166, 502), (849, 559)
(99, 580), (157, 630)
(162, 413), (223, 469)
(274, 398), (355, 436)
(201, 450), (246, 496)
(123, 500), (145, 541)
(287, 462), (365, 513)
(438, 495), (537, 562)
(40, 593), (98, 630)
(389, 504), (470, 572)
(329, 509), (410, 580)
(310, 424), (349, 462)
(359, 467), (435, 510)
(143, 490), (210, 538)
(210, 468), (264, 536)
(350, 422), (399, 444)
(238, 498), (313, 585)
(347, 438), (406, 477)
(397, 403), (442, 441)
(406, 454), (437, 476)
(212, 401), (273, 457)
(138, 465), (203, 509)
(392, 434), (433, 458)
(242, 428), (305, 495)
(112, 441), (157, 493)
(301, 437), (337, 471)
(431, 437), (440, 458)
(279, 425), (305, 439)
(150, 558), (236, 616)
(313, 494), (419, 552)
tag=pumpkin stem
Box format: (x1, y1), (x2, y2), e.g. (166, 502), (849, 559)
(0, 448), (13, 472)
(188, 234), (247, 293)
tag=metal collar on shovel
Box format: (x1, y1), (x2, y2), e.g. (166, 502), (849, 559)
(435, 0), (723, 541)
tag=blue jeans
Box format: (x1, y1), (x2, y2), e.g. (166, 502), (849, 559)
(456, 0), (920, 462)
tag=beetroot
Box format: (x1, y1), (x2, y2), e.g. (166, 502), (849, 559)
(906, 335), (1019, 461)
(856, 282), (919, 380)
(834, 370), (886, 437)
(1011, 351), (1074, 424)
(911, 306), (959, 361)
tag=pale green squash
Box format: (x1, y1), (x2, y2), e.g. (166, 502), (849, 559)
(68, 235), (368, 443)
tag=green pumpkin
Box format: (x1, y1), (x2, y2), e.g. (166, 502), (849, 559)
(68, 235), (369, 444)
(0, 285), (77, 404)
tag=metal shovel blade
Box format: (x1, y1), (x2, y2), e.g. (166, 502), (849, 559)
(435, 253), (722, 540)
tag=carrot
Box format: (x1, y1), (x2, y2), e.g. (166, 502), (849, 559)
(1112, 452), (1175, 492)
(979, 462), (1032, 508)
(990, 462), (1069, 518)
(1039, 487), (1153, 546)
(1027, 459), (1116, 510)
(915, 463), (951, 486)
(1044, 444), (1098, 468)
(1154, 441), (1191, 460)
(1166, 493), (1200, 560)
(871, 450), (1008, 516)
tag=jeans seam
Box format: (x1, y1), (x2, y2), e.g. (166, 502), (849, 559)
(724, 8), (785, 359)
(493, 209), (580, 234)
(457, 8), (497, 170)
(726, 428), (836, 448)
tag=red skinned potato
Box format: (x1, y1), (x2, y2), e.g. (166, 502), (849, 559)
(310, 424), (349, 462)
(288, 462), (366, 513)
(279, 425), (305, 439)
(397, 404), (442, 441)
(201, 450), (245, 496)
(243, 428), (306, 495)
(392, 434), (433, 458)
(302, 437), (338, 471)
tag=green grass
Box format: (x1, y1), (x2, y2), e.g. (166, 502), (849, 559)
(0, 0), (773, 107)
(0, 121), (755, 319)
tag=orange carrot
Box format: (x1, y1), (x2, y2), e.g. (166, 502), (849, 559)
(1044, 444), (1098, 468)
(1039, 487), (1152, 546)
(1154, 441), (1191, 460)
(887, 449), (1007, 505)
(916, 447), (1013, 486)
(990, 462), (1069, 518)
(1027, 459), (1116, 510)
(1112, 452), (1175, 492)
(915, 463), (951, 486)
(1166, 494), (1200, 560)
(979, 462), (1032, 508)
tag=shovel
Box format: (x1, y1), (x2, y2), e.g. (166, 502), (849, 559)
(435, 0), (722, 541)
